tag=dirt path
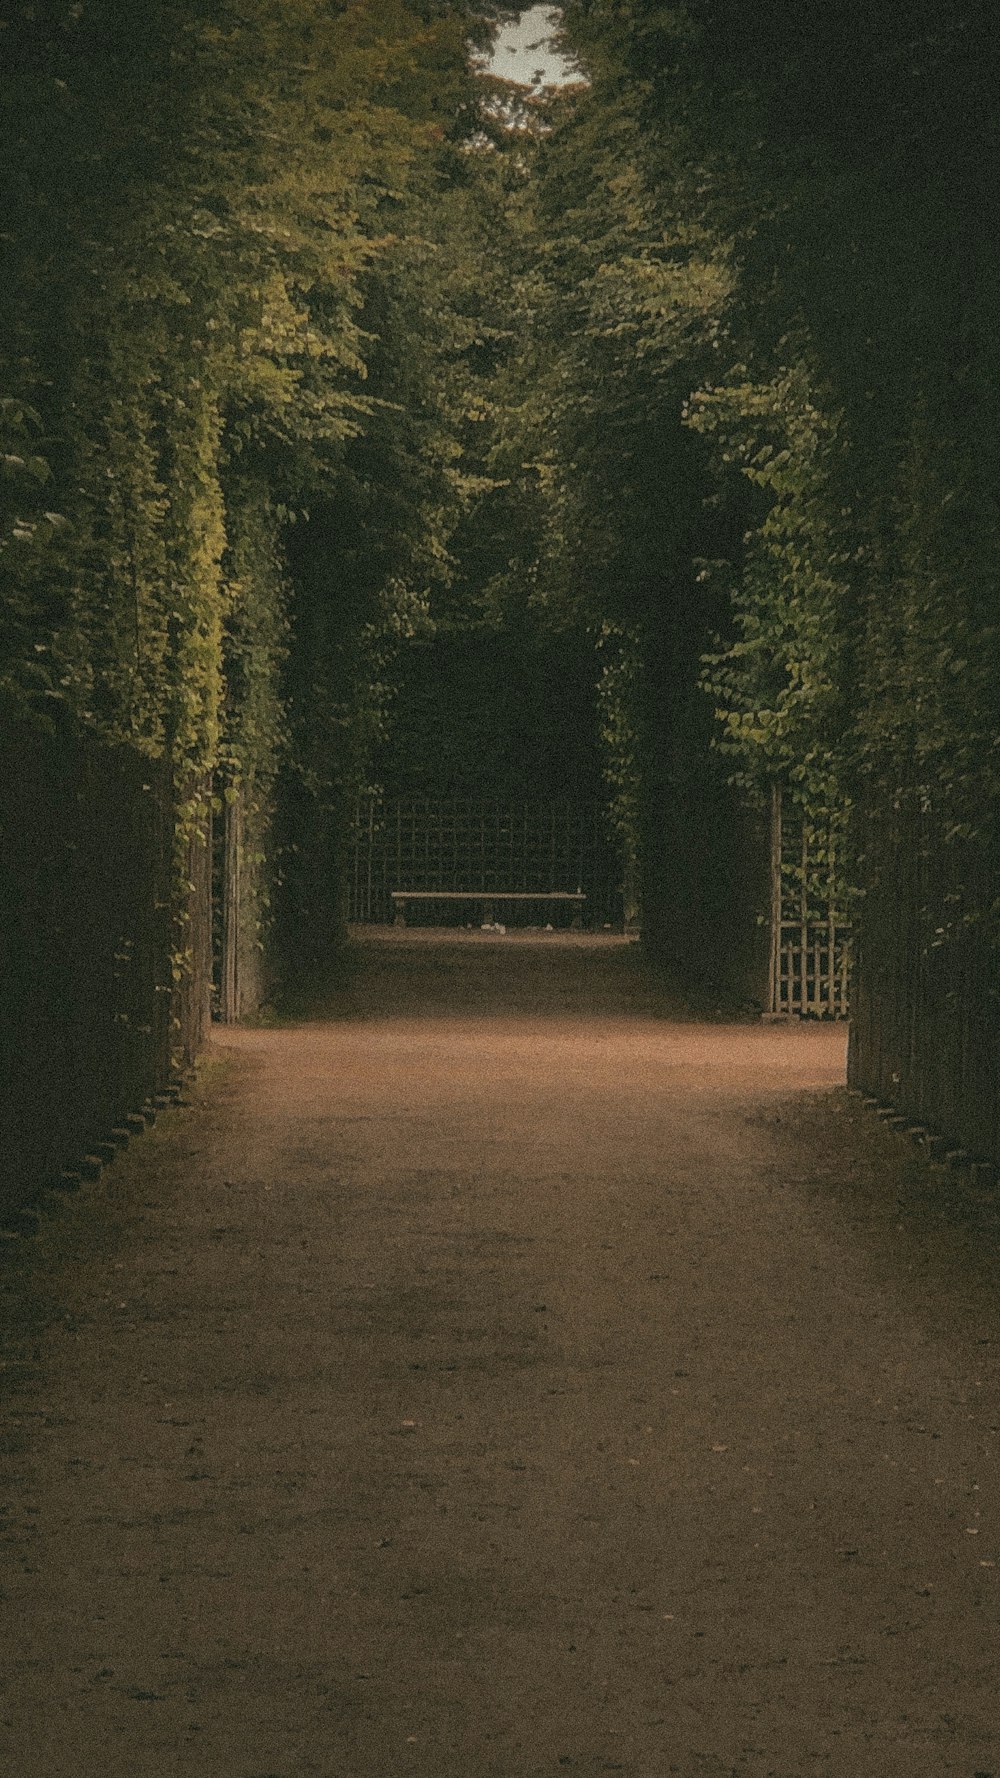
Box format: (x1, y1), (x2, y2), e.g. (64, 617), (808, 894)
(3, 934), (999, 1777)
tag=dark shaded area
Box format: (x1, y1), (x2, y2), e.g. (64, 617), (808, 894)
(321, 929), (744, 1021)
(272, 501), (379, 989)
(623, 429), (769, 1003)
(849, 800), (1000, 1167)
(0, 719), (174, 1213)
(375, 628), (605, 802)
(639, 652), (770, 1005)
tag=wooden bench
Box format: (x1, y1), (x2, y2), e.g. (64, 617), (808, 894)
(391, 890), (586, 930)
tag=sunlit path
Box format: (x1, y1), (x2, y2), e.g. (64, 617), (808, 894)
(4, 936), (999, 1776)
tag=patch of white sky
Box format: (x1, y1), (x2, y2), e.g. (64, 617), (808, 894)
(483, 5), (581, 89)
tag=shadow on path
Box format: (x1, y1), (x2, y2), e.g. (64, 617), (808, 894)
(300, 929), (753, 1023)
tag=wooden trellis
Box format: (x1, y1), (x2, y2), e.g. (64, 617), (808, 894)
(768, 783), (851, 1019)
(348, 797), (624, 929)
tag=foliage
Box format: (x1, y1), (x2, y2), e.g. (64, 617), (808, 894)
(2, 0), (521, 999)
(553, 0), (999, 874)
(440, 78), (731, 876)
(6, 0), (997, 1014)
(687, 356), (853, 812)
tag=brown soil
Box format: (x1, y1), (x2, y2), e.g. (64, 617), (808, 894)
(2, 932), (999, 1778)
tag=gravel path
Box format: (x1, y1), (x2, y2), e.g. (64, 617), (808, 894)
(2, 934), (999, 1777)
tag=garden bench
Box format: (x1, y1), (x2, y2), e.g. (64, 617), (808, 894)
(391, 890), (586, 929)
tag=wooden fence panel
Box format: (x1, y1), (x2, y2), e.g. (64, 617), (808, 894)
(848, 793), (999, 1168)
(768, 786), (851, 1019)
(0, 717), (175, 1215)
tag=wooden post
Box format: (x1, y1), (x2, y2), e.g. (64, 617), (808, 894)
(799, 820), (809, 1016)
(172, 772), (213, 1066)
(366, 796), (374, 924)
(623, 844), (640, 935)
(768, 781), (782, 1014)
(825, 839), (832, 1024)
(219, 786), (242, 1024)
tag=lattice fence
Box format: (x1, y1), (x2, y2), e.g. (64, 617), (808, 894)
(348, 797), (624, 928)
(768, 784), (852, 1018)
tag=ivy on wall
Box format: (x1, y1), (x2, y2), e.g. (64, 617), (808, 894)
(1, 0), (521, 1007)
(6, 0), (996, 1024)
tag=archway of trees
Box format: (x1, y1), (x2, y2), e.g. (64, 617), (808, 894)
(2, 1), (998, 1208)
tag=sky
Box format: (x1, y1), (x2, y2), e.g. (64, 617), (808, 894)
(484, 5), (579, 89)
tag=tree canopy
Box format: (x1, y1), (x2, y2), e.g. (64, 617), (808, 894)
(3, 0), (997, 997)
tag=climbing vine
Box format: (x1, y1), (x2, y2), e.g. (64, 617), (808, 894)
(5, 0), (997, 1042)
(687, 356), (854, 816)
(1, 0), (521, 1011)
